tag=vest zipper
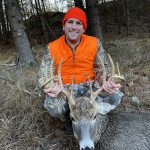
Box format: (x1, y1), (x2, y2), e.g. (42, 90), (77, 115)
(72, 50), (76, 83)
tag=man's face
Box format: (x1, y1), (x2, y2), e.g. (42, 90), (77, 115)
(63, 18), (85, 43)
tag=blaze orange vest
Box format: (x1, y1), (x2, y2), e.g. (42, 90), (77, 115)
(48, 34), (98, 84)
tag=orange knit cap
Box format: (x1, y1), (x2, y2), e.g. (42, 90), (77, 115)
(62, 7), (87, 30)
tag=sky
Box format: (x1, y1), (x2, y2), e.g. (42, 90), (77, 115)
(46, 0), (68, 12)
(46, 0), (113, 12)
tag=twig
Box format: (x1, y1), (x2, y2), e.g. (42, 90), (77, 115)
(22, 89), (36, 97)
(0, 64), (16, 66)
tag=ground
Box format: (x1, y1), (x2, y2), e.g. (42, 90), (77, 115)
(105, 33), (150, 113)
(1, 0), (150, 148)
(0, 31), (149, 149)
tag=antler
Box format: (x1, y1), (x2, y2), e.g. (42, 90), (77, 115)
(58, 58), (75, 108)
(41, 55), (57, 89)
(107, 53), (125, 84)
(90, 53), (125, 102)
(90, 54), (106, 102)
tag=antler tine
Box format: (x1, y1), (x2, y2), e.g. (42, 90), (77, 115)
(58, 58), (75, 107)
(58, 58), (69, 96)
(50, 54), (56, 85)
(70, 74), (75, 106)
(41, 55), (56, 88)
(116, 62), (120, 76)
(97, 54), (106, 83)
(107, 53), (115, 75)
(84, 73), (93, 99)
(107, 53), (125, 83)
(71, 74), (74, 97)
(85, 73), (96, 102)
(90, 54), (106, 101)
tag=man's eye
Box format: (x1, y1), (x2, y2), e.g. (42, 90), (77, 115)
(76, 22), (81, 25)
(68, 21), (73, 24)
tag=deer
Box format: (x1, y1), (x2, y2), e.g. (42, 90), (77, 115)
(42, 54), (125, 150)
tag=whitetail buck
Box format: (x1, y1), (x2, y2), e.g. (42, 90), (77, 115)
(43, 54), (125, 150)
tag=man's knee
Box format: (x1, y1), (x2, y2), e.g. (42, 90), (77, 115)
(44, 95), (69, 118)
(97, 90), (124, 106)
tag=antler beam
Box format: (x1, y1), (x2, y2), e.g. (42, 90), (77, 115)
(90, 54), (106, 101)
(107, 53), (125, 84)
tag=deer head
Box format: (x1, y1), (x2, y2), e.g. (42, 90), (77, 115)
(43, 54), (125, 150)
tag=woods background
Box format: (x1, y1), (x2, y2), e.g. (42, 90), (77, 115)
(0, 0), (150, 149)
(1, 0), (149, 65)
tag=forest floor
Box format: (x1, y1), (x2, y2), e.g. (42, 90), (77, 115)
(1, 1), (150, 149)
(0, 0), (150, 144)
(0, 31), (149, 150)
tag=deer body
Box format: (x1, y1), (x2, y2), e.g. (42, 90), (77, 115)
(97, 112), (150, 150)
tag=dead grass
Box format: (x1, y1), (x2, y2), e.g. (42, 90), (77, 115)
(106, 33), (150, 113)
(0, 33), (150, 149)
(0, 63), (80, 150)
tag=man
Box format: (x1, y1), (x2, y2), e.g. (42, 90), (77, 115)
(38, 7), (123, 121)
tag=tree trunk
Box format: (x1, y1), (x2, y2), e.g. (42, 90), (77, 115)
(0, 0), (8, 37)
(74, 0), (84, 10)
(124, 0), (129, 36)
(5, 0), (36, 65)
(30, 0), (35, 15)
(85, 0), (103, 44)
(136, 0), (140, 20)
(36, 0), (49, 43)
(41, 0), (46, 12)
(85, 0), (110, 74)
(117, 0), (121, 34)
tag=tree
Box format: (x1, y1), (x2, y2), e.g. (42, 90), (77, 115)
(74, 0), (84, 10)
(5, 0), (35, 65)
(0, 0), (8, 39)
(35, 0), (49, 43)
(73, 0), (106, 61)
(85, 0), (103, 44)
(74, 0), (103, 44)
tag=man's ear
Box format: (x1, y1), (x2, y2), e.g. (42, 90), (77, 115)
(63, 26), (64, 31)
(82, 29), (85, 33)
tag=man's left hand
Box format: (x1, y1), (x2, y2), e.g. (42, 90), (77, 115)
(102, 78), (121, 93)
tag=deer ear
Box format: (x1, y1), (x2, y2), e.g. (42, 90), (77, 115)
(97, 102), (116, 115)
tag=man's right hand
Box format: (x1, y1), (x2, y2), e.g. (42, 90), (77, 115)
(43, 82), (62, 97)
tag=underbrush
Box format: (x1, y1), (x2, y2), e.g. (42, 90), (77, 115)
(0, 66), (47, 149)
(0, 65), (78, 150)
(0, 34), (150, 149)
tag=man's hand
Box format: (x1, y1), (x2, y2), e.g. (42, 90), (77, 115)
(43, 81), (62, 97)
(102, 77), (121, 93)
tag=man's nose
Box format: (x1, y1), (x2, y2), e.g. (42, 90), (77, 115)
(72, 23), (77, 28)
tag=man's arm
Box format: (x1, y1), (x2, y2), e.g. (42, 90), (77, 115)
(37, 46), (62, 97)
(94, 39), (111, 84)
(94, 39), (121, 93)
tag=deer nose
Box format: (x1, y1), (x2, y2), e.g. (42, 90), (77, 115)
(81, 147), (94, 150)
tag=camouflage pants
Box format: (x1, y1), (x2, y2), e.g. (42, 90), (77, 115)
(44, 81), (124, 119)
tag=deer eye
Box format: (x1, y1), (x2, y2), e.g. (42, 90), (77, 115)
(70, 116), (75, 122)
(93, 115), (96, 120)
(70, 115), (75, 122)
